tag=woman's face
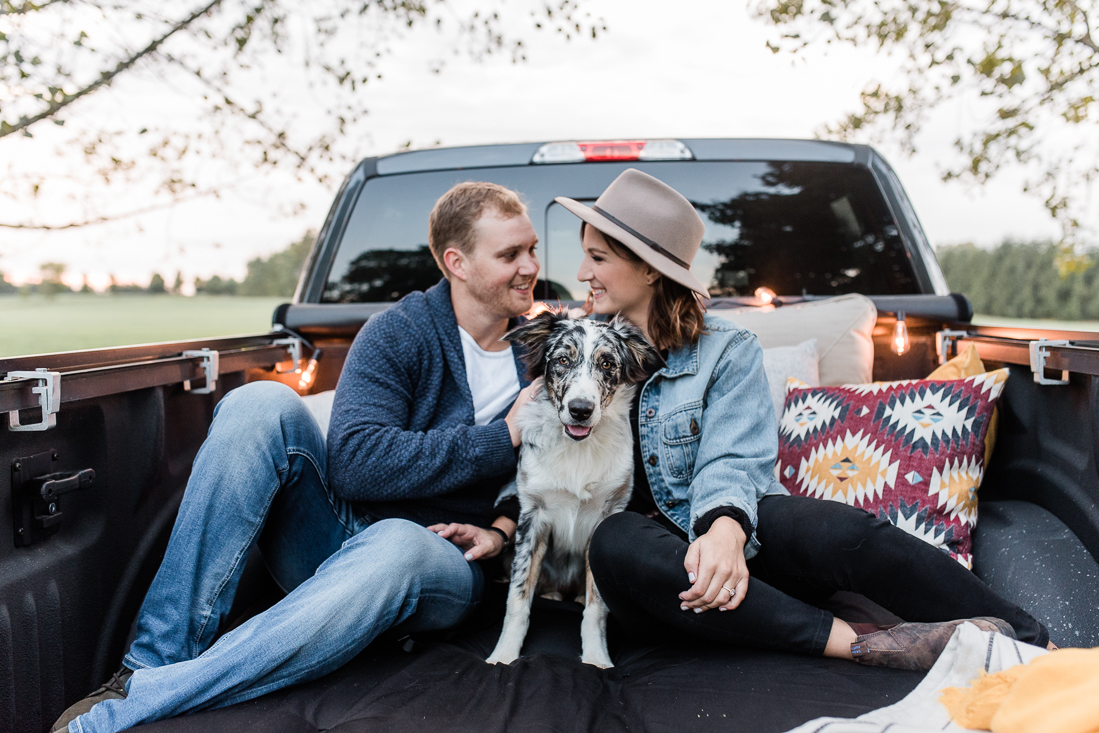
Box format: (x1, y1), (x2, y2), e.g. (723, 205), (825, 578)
(577, 225), (655, 322)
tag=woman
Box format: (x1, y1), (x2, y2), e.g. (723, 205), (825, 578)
(554, 168), (1050, 669)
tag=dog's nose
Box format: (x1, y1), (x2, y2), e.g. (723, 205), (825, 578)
(568, 399), (594, 422)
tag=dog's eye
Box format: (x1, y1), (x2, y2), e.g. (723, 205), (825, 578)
(601, 361), (611, 370)
(558, 356), (569, 366)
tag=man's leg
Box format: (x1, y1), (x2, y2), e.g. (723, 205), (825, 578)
(750, 495), (1050, 647)
(126, 380), (353, 671)
(72, 520), (482, 733)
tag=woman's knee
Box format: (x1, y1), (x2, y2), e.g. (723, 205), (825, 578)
(761, 495), (889, 553)
(590, 512), (643, 575)
(589, 511), (680, 593)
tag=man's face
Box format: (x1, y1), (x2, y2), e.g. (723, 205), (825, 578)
(460, 211), (540, 318)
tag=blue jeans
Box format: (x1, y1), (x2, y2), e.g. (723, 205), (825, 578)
(72, 382), (484, 733)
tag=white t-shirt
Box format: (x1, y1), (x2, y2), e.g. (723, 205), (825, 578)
(457, 326), (521, 426)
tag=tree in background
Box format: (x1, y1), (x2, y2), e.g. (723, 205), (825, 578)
(938, 240), (1099, 319)
(171, 272), (184, 295)
(38, 262), (70, 297)
(147, 273), (167, 294)
(239, 230), (314, 296)
(194, 275), (239, 296)
(756, 0), (1098, 261)
(1, 1), (603, 231)
(108, 274), (145, 294)
(0, 270), (16, 294)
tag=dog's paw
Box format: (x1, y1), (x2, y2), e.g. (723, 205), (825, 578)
(581, 651), (614, 669)
(485, 651), (518, 666)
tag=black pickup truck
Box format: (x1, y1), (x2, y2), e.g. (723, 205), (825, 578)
(2, 139), (1098, 733)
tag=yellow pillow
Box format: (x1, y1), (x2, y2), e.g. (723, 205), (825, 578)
(928, 344), (998, 466)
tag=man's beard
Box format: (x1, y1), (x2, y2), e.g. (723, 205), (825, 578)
(468, 272), (534, 318)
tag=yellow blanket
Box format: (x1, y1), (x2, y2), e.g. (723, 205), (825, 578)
(940, 648), (1099, 732)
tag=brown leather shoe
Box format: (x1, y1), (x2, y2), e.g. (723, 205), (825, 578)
(850, 617), (1016, 672)
(50, 667), (132, 732)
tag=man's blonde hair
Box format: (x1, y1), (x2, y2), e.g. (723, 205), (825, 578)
(428, 182), (528, 277)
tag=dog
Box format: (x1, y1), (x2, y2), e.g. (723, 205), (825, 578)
(486, 308), (661, 669)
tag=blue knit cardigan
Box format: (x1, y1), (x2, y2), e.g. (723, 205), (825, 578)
(327, 278), (529, 528)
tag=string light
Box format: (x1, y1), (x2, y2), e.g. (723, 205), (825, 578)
(754, 286), (776, 305)
(892, 312), (910, 356)
(297, 351), (322, 392)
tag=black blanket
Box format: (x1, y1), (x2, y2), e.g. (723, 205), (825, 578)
(132, 598), (922, 733)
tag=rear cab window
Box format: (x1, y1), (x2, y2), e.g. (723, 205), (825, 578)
(321, 161), (920, 303)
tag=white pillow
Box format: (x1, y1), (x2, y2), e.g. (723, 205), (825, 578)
(301, 389), (336, 439)
(762, 339), (819, 423)
(711, 294), (877, 386)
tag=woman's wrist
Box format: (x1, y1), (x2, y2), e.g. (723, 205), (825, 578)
(710, 515), (747, 545)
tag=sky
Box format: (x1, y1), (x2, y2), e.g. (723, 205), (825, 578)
(0, 0), (1071, 291)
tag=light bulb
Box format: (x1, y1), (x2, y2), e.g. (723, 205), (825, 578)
(892, 312), (910, 356)
(755, 286), (776, 305)
(298, 356), (320, 392)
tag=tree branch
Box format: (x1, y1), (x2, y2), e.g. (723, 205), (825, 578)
(1063, 0), (1098, 53)
(0, 183), (231, 229)
(164, 54), (312, 168)
(0, 0), (224, 139)
(0, 0), (69, 16)
(967, 2), (1099, 55)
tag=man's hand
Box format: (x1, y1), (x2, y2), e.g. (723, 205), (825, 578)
(679, 516), (749, 613)
(428, 521), (511, 561)
(504, 377), (544, 447)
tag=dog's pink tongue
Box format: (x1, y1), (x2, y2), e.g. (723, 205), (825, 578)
(566, 424), (592, 438)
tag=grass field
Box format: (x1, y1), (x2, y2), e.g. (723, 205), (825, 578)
(970, 315), (1099, 332)
(3, 294), (1098, 360)
(1, 294), (287, 358)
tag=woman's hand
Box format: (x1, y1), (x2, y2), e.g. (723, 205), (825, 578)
(679, 516), (749, 613)
(504, 377), (544, 447)
(428, 519), (514, 561)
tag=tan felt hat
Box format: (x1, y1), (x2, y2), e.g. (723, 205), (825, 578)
(555, 168), (710, 297)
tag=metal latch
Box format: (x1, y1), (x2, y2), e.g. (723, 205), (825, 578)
(6, 369), (61, 432)
(11, 450), (95, 547)
(182, 349), (220, 394)
(1029, 339), (1071, 385)
(272, 337), (303, 374)
(936, 330), (969, 365)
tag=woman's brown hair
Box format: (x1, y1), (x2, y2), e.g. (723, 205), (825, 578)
(582, 222), (707, 352)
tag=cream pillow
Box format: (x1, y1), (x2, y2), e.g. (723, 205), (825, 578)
(711, 294), (877, 386)
(761, 339), (819, 423)
(301, 389), (336, 439)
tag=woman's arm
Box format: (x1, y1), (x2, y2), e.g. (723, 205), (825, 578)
(680, 332), (779, 612)
(686, 332), (778, 542)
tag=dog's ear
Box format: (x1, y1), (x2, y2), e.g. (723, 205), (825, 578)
(503, 307), (570, 378)
(610, 317), (663, 383)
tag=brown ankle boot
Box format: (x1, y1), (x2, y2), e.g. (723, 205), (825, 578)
(850, 617), (1015, 672)
(51, 667), (133, 732)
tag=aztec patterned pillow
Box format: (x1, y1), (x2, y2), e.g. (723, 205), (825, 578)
(775, 369), (1010, 568)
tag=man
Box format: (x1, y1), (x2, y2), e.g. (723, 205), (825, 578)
(55, 181), (541, 733)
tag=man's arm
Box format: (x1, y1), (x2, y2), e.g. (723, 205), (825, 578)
(326, 309), (517, 503)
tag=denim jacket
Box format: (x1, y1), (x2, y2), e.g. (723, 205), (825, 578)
(636, 314), (788, 557)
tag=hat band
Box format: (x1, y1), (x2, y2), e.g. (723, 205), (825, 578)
(592, 205), (692, 270)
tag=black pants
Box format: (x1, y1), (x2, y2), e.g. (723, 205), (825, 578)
(588, 495), (1049, 655)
